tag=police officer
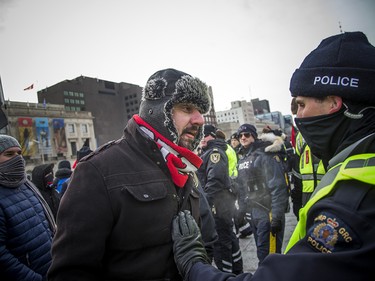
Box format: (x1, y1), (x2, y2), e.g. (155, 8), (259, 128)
(171, 31), (375, 281)
(197, 124), (243, 274)
(236, 124), (289, 264)
(293, 131), (326, 208)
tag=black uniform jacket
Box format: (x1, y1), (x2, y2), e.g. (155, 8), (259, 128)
(48, 118), (201, 281)
(197, 139), (232, 197)
(188, 136), (375, 281)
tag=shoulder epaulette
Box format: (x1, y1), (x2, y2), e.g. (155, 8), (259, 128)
(80, 138), (122, 162)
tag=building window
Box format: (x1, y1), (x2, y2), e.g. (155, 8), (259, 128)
(104, 81), (115, 90)
(65, 106), (71, 111)
(69, 91), (74, 96)
(70, 99), (75, 104)
(81, 124), (88, 134)
(64, 91), (69, 96)
(68, 124), (75, 133)
(80, 100), (85, 105)
(79, 93), (84, 98)
(64, 98), (69, 103)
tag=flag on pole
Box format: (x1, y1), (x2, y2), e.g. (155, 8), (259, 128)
(23, 84), (34, 91)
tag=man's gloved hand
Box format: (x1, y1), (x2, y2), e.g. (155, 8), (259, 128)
(172, 210), (210, 278)
(270, 219), (282, 235)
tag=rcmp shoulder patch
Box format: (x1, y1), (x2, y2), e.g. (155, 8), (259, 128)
(305, 211), (360, 253)
(210, 152), (221, 164)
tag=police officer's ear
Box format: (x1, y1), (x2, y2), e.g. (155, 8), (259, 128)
(327, 96), (343, 114)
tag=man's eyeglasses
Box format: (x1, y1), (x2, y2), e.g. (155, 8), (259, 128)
(239, 132), (251, 138)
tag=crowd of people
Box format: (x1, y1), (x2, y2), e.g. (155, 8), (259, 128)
(0, 31), (374, 281)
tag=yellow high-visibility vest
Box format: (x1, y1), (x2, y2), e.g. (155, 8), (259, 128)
(226, 144), (238, 178)
(285, 153), (375, 253)
(295, 132), (326, 205)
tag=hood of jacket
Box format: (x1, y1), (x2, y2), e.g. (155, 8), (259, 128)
(31, 163), (54, 190)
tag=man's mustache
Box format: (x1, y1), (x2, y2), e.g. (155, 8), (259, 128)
(181, 126), (201, 136)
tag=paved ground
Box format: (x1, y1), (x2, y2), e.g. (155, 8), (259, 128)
(239, 200), (298, 273)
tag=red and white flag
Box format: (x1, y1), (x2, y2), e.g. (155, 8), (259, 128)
(23, 84), (34, 91)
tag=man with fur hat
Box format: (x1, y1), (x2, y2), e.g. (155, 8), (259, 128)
(48, 68), (212, 281)
(0, 135), (56, 280)
(170, 31), (375, 281)
(197, 124), (243, 274)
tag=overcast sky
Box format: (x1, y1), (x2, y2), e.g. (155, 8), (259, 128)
(1, 0), (374, 115)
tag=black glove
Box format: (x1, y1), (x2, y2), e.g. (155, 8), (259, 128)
(172, 210), (210, 278)
(270, 219), (282, 235)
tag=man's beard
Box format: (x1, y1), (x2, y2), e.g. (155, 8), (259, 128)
(177, 125), (202, 151)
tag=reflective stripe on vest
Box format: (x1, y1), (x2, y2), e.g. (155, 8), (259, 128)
(285, 153), (375, 253)
(299, 145), (326, 194)
(295, 132), (305, 157)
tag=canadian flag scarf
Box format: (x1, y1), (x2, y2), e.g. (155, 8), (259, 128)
(133, 115), (202, 188)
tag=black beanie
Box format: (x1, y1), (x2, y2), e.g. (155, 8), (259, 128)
(204, 124), (217, 138)
(139, 68), (211, 146)
(237, 124), (258, 139)
(290, 31), (375, 104)
(230, 133), (239, 141)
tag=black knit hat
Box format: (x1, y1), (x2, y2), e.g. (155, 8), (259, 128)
(230, 133), (239, 141)
(290, 31), (375, 104)
(58, 160), (71, 170)
(204, 124), (217, 138)
(139, 68), (211, 147)
(237, 124), (258, 139)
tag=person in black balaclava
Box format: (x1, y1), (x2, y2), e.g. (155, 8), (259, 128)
(171, 32), (375, 281)
(32, 163), (60, 219)
(48, 68), (213, 281)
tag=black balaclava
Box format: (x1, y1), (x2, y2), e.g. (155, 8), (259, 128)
(32, 163), (54, 190)
(295, 102), (375, 167)
(139, 68), (210, 151)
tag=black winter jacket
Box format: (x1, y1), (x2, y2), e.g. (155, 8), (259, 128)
(237, 140), (289, 222)
(197, 139), (233, 196)
(48, 118), (201, 281)
(32, 163), (61, 219)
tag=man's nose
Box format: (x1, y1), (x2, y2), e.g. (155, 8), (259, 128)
(191, 109), (204, 125)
